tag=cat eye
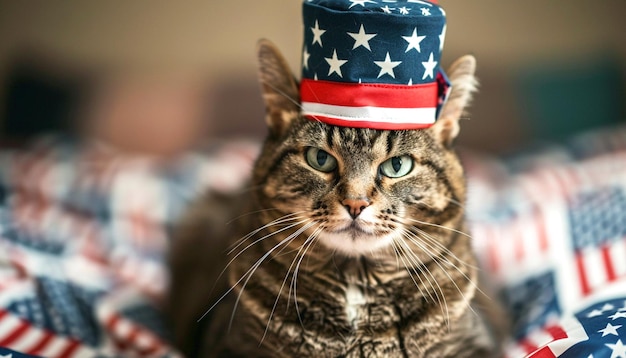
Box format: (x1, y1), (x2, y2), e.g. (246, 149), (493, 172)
(379, 155), (413, 178)
(305, 147), (338, 172)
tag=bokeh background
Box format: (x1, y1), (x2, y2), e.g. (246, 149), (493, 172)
(0, 0), (624, 155)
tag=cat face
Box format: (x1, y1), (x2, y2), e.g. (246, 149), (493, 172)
(253, 40), (476, 258)
(254, 120), (464, 256)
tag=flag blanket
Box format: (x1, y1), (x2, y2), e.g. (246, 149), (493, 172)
(464, 125), (626, 357)
(0, 136), (256, 357)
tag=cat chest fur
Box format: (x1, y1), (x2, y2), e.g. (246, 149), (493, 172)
(226, 252), (474, 357)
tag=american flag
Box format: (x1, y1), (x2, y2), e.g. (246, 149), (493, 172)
(569, 188), (626, 297)
(300, 0), (450, 130)
(0, 136), (258, 357)
(508, 297), (626, 358)
(465, 125), (626, 358)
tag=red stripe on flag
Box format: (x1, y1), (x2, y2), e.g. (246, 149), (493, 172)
(545, 324), (568, 340)
(601, 244), (617, 282)
(300, 79), (438, 108)
(124, 325), (141, 350)
(529, 346), (558, 358)
(0, 320), (29, 346)
(575, 252), (591, 296)
(57, 339), (81, 358)
(26, 331), (54, 356)
(519, 338), (539, 355)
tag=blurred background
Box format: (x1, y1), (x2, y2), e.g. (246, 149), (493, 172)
(0, 0), (624, 156)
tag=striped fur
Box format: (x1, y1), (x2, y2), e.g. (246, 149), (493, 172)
(168, 40), (500, 357)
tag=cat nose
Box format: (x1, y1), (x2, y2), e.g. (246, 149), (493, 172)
(342, 198), (370, 219)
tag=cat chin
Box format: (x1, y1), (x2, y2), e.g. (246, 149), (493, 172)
(316, 230), (395, 257)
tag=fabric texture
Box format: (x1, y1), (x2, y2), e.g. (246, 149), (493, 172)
(465, 125), (626, 357)
(0, 136), (256, 357)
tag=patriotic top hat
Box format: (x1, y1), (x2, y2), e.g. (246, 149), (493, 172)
(300, 0), (450, 130)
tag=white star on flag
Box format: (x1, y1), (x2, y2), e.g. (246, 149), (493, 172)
(325, 49), (348, 77)
(603, 304), (617, 311)
(311, 20), (326, 47)
(610, 311), (626, 320)
(606, 339), (626, 358)
(421, 52), (437, 80)
(349, 0), (376, 8)
(348, 25), (377, 51)
(402, 27), (426, 53)
(588, 309), (604, 318)
(420, 7), (431, 16)
(399, 6), (410, 15)
(599, 323), (622, 337)
(302, 47), (311, 70)
(374, 52), (402, 79)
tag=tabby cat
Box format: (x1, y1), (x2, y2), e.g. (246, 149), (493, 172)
(168, 40), (502, 357)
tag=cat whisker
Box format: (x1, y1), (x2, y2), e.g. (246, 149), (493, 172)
(394, 242), (429, 300)
(225, 207), (283, 225)
(394, 235), (450, 328)
(230, 220), (318, 332)
(443, 196), (467, 210)
(289, 226), (323, 330)
(405, 217), (473, 240)
(197, 216), (310, 323)
(259, 79), (302, 110)
(227, 211), (308, 254)
(403, 230), (482, 323)
(410, 226), (483, 286)
(390, 239), (446, 326)
(262, 223), (322, 343)
(404, 224), (479, 272)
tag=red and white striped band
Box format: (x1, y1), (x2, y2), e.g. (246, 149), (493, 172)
(300, 79), (439, 130)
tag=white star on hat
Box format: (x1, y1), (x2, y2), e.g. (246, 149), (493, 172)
(348, 24), (377, 51)
(421, 52), (437, 80)
(302, 47), (311, 70)
(349, 0), (376, 8)
(403, 27), (426, 53)
(311, 20), (326, 47)
(381, 5), (394, 14)
(374, 52), (402, 79)
(325, 49), (348, 77)
(439, 24), (447, 51)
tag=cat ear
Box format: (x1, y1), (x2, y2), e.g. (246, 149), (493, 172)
(257, 39), (301, 136)
(431, 55), (478, 147)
